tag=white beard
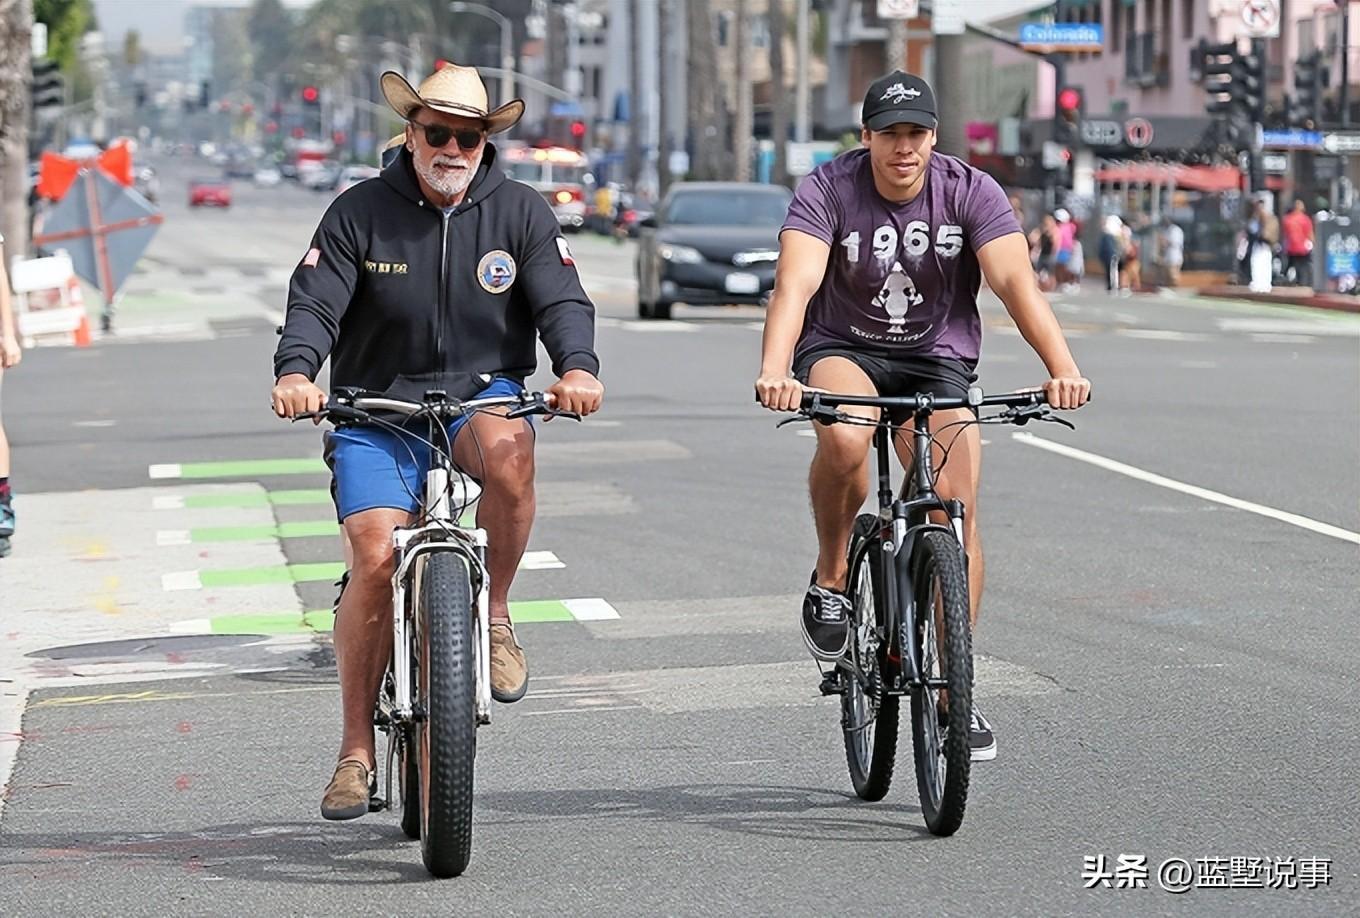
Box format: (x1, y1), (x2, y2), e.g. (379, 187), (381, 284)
(416, 154), (475, 199)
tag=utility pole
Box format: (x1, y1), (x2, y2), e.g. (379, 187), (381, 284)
(768, 0), (790, 186)
(794, 0), (810, 143)
(932, 31), (966, 158)
(686, 0), (724, 180)
(658, 0), (674, 196)
(1340, 0), (1351, 209)
(627, 0), (642, 190)
(734, 0), (752, 181)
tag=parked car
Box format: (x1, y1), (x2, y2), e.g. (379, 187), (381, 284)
(134, 166), (160, 203)
(634, 182), (793, 319)
(302, 160), (341, 192)
(334, 164), (380, 195)
(253, 166), (282, 188)
(189, 176), (232, 208)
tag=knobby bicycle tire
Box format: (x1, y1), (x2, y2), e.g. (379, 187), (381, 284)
(418, 551), (478, 877)
(842, 514), (900, 801)
(907, 529), (972, 836)
(399, 721), (420, 839)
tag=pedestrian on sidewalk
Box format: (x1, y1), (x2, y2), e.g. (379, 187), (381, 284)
(1158, 215), (1184, 288)
(1281, 199), (1314, 288)
(1246, 197), (1278, 293)
(1099, 214), (1124, 292)
(0, 232), (22, 557)
(1053, 208), (1078, 290)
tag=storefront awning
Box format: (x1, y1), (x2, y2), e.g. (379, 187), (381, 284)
(1093, 162), (1242, 192)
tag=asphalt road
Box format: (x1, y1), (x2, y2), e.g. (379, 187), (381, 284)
(1, 155), (1357, 916)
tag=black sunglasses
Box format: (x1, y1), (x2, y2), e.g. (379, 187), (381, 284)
(409, 119), (484, 151)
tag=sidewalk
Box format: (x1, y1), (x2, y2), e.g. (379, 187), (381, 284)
(1195, 285), (1360, 315)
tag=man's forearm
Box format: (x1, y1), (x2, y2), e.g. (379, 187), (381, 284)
(760, 292), (807, 375)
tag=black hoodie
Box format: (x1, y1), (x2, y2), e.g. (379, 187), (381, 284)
(274, 143), (599, 402)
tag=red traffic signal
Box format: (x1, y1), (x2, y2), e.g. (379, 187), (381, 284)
(570, 120), (586, 139)
(301, 85), (319, 104)
(1057, 87), (1082, 113)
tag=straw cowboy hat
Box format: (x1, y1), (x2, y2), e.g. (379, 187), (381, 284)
(380, 64), (524, 134)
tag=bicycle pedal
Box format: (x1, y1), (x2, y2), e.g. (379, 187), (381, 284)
(818, 670), (844, 696)
(368, 795), (387, 812)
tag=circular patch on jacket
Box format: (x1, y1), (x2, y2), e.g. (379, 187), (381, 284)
(477, 249), (517, 293)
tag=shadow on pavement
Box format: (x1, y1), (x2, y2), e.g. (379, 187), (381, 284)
(0, 820), (434, 885)
(480, 783), (936, 842)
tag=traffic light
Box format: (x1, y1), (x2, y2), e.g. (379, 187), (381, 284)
(1198, 39), (1263, 127)
(1055, 86), (1083, 143)
(569, 119), (586, 145)
(1290, 51), (1329, 129)
(31, 58), (65, 119)
(301, 85), (319, 105)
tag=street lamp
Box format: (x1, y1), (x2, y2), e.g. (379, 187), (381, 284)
(448, 1), (514, 107)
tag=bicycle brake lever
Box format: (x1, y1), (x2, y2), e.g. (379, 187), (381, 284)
(775, 415), (806, 429)
(1040, 414), (1077, 430)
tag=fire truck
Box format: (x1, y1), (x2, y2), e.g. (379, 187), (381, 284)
(499, 143), (592, 232)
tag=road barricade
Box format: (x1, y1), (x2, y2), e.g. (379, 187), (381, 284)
(10, 252), (91, 347)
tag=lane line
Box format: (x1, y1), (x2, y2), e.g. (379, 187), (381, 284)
(1013, 433), (1360, 544)
(167, 597), (614, 634)
(563, 597), (621, 620)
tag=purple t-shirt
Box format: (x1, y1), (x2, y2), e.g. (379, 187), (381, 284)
(782, 149), (1020, 365)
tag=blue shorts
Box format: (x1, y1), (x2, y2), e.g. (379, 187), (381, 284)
(324, 377), (525, 521)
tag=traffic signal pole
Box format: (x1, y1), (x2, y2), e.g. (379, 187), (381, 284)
(1250, 37), (1265, 197)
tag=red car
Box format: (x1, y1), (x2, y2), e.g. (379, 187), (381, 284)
(189, 178), (232, 208)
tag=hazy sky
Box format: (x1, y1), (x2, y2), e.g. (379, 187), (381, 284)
(91, 0), (1052, 57)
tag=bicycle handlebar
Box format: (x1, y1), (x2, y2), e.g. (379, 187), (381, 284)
(294, 389), (580, 425)
(798, 386), (1045, 414)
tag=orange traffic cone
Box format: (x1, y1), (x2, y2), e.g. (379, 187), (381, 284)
(67, 275), (91, 347)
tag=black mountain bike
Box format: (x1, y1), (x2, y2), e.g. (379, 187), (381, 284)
(783, 386), (1075, 835)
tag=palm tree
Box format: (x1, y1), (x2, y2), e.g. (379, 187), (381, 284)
(1, 0), (34, 255)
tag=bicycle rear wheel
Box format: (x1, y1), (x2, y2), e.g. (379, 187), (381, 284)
(416, 551), (477, 877)
(907, 530), (972, 836)
(842, 514), (899, 801)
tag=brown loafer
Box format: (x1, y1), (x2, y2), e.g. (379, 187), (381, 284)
(489, 622), (529, 703)
(320, 759), (373, 821)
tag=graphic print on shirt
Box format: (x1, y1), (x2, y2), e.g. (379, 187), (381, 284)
(842, 220), (963, 342)
(872, 261), (922, 334)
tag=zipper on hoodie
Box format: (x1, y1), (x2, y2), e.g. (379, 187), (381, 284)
(437, 209), (450, 380)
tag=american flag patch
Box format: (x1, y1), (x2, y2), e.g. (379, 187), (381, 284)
(556, 237), (575, 266)
(302, 247), (321, 268)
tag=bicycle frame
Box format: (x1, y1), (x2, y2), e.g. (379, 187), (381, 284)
(861, 413), (966, 695)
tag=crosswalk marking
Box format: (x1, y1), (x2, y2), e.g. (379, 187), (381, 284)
(149, 458), (327, 480)
(157, 520), (340, 545)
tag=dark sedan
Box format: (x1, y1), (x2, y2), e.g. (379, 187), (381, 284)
(635, 182), (794, 320)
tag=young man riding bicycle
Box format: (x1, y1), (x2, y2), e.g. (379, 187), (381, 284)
(755, 71), (1090, 761)
(271, 63), (604, 820)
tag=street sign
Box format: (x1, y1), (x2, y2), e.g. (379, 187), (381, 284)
(876, 0), (918, 19)
(1124, 117), (1155, 149)
(33, 169), (163, 309)
(1322, 132), (1360, 154)
(1262, 152), (1289, 173)
(1240, 0), (1280, 39)
(1080, 119), (1122, 147)
(1018, 23), (1104, 52)
(931, 0), (965, 35)
(1262, 129), (1323, 150)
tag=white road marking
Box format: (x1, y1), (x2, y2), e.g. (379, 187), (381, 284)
(1117, 328), (1207, 341)
(521, 550), (565, 570)
(563, 598), (621, 621)
(72, 420), (117, 428)
(260, 308), (286, 327)
(156, 530), (192, 547)
(152, 495), (186, 510)
(1218, 317), (1360, 337)
(1250, 333), (1316, 344)
(522, 705), (645, 717)
(169, 618), (212, 634)
(148, 463), (182, 479)
(162, 570), (204, 591)
(1014, 432), (1360, 544)
(618, 321), (699, 332)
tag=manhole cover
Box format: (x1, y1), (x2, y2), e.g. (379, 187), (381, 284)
(28, 634), (266, 660)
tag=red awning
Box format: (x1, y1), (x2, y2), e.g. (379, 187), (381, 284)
(1093, 163), (1242, 192)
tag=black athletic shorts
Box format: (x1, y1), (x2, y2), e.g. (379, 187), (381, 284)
(792, 346), (978, 425)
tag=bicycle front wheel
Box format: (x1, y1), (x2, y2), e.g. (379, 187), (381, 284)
(416, 551), (477, 877)
(842, 514), (899, 801)
(907, 530), (972, 836)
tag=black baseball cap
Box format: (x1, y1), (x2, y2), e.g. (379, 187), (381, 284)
(862, 70), (938, 131)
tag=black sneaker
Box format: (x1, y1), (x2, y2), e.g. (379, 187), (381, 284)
(970, 706), (996, 761)
(801, 574), (850, 661)
(332, 569), (351, 613)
